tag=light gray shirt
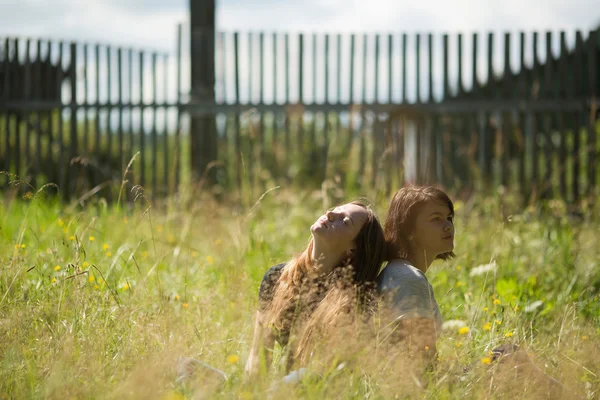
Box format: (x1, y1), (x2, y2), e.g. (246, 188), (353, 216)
(376, 259), (442, 337)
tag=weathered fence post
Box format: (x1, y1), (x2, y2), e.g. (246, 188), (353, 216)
(189, 0), (216, 183)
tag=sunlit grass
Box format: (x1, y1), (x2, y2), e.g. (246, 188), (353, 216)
(0, 180), (598, 399)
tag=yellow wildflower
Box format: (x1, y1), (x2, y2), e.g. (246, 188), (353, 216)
(505, 331), (514, 338)
(83, 262), (89, 268)
(495, 319), (502, 325)
(54, 265), (61, 271)
(69, 235), (75, 241)
(94, 285), (100, 290)
(481, 357), (492, 365)
(58, 218), (65, 227)
(62, 228), (68, 234)
(106, 252), (112, 257)
(494, 299), (501, 305)
(20, 244), (25, 249)
(89, 275), (95, 283)
(455, 265), (461, 270)
(89, 236), (95, 242)
(174, 295), (180, 301)
(103, 243), (109, 251)
(483, 322), (492, 331)
(458, 326), (470, 335)
(226, 355), (240, 364)
(182, 303), (189, 309)
(455, 341), (463, 347)
(483, 307), (489, 312)
(214, 239), (222, 245)
(206, 256), (214, 265)
(156, 225), (163, 233)
(456, 281), (464, 287)
(51, 277), (57, 283)
(122, 283), (129, 291)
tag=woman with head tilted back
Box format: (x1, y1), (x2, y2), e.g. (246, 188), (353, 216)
(244, 201), (386, 378)
(377, 185), (455, 365)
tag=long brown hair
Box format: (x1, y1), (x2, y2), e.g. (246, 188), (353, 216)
(264, 201), (386, 365)
(384, 184), (456, 261)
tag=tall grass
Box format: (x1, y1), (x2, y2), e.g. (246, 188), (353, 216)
(0, 178), (598, 399)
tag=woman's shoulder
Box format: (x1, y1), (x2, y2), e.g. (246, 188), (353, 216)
(258, 263), (287, 304)
(376, 259), (428, 290)
(261, 263), (286, 285)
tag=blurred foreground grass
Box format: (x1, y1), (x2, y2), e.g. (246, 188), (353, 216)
(0, 184), (599, 399)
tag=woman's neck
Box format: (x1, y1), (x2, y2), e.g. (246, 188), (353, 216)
(406, 248), (434, 274)
(310, 244), (345, 276)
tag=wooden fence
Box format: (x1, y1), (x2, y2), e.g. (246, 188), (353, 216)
(0, 37), (181, 201)
(1, 28), (598, 203)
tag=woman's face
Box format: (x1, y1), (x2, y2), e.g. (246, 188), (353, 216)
(411, 199), (454, 258)
(310, 203), (368, 254)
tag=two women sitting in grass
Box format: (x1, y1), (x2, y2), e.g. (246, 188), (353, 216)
(243, 184), (576, 398)
(244, 187), (453, 383)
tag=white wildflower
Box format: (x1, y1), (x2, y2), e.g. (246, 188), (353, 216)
(470, 262), (497, 277)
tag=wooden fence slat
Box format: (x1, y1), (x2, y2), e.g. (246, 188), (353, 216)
(457, 34), (464, 96)
(151, 52), (157, 194)
(531, 32), (539, 189)
(57, 41), (64, 197)
(175, 24), (182, 189)
(259, 32), (264, 172)
(45, 40), (54, 185)
(323, 33), (330, 180)
(518, 32), (526, 193)
(233, 32), (242, 192)
(372, 34), (381, 185)
(572, 31), (583, 201)
(587, 29), (597, 195)
(34, 39), (42, 182)
(117, 48), (124, 174)
(375, 34), (380, 103)
(2, 38), (10, 186)
(388, 34), (393, 104)
(416, 34), (421, 103)
(429, 34), (434, 102)
(24, 39), (31, 177)
(271, 32), (278, 174)
(443, 34), (449, 100)
(558, 31), (568, 199)
(13, 39), (21, 182)
(501, 33), (511, 188)
(163, 53), (169, 194)
(542, 31), (554, 198)
(284, 33), (290, 166)
(128, 48), (134, 184)
(349, 34), (355, 105)
(358, 34), (368, 185)
(139, 50), (145, 187)
(83, 44), (89, 156)
(310, 33), (317, 175)
(106, 45), (112, 189)
(68, 42), (77, 194)
(402, 33), (407, 103)
(472, 33), (478, 96)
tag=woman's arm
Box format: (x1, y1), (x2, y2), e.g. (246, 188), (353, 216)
(244, 310), (275, 379)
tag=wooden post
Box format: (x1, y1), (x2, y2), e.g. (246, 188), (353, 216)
(189, 0), (216, 183)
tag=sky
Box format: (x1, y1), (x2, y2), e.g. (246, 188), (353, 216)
(1, 0), (599, 105)
(2, 0), (598, 54)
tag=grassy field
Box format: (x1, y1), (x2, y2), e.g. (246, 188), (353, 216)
(0, 182), (599, 399)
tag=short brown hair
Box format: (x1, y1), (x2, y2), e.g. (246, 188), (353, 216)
(384, 184), (455, 261)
